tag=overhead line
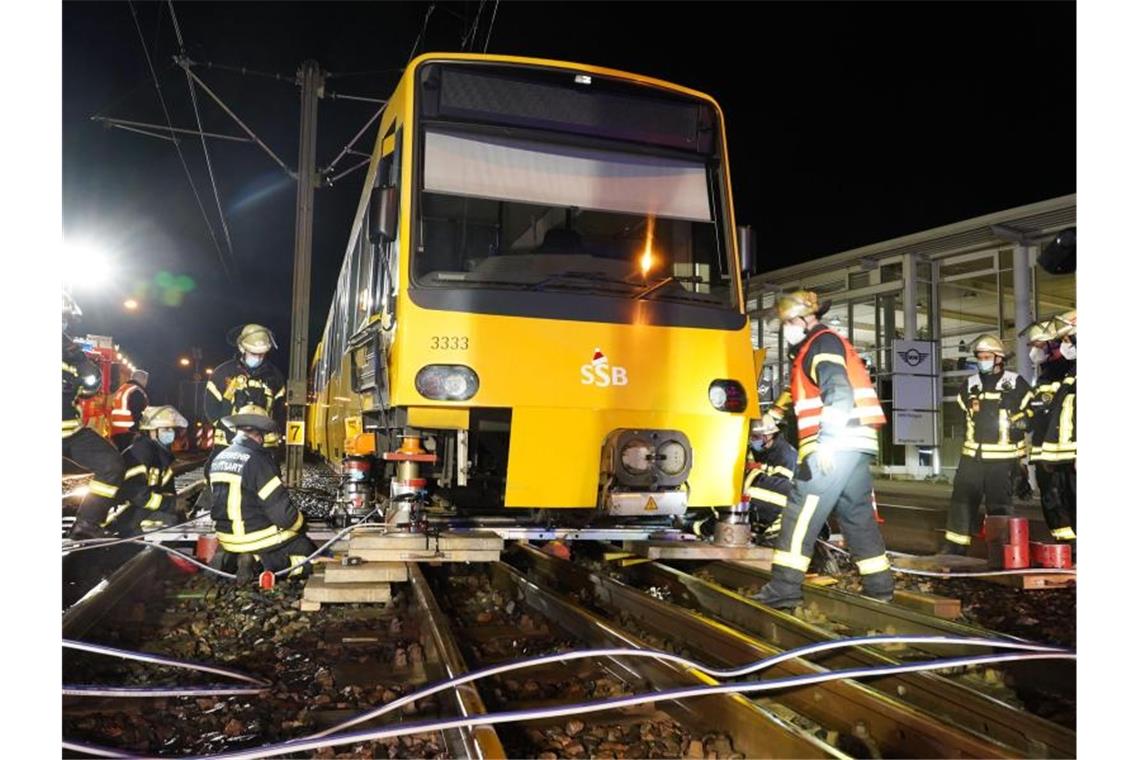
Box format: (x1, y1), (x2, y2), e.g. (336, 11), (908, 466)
(126, 0), (232, 281)
(168, 0), (238, 278)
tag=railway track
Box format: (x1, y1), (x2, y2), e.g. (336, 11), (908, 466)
(513, 544), (1071, 756)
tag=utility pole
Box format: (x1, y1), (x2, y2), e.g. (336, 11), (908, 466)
(285, 60), (324, 486)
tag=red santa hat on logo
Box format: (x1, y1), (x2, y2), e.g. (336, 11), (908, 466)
(591, 348), (607, 367)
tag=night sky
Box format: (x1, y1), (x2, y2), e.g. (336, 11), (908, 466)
(62, 1), (1075, 402)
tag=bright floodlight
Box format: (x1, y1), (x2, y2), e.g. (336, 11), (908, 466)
(179, 357), (191, 367)
(63, 241), (113, 290)
(123, 299), (139, 310)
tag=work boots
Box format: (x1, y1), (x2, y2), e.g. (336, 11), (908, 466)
(938, 541), (968, 556)
(861, 571), (894, 603)
(68, 519), (113, 542)
(751, 566), (804, 610)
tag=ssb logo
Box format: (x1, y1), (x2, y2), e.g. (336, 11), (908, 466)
(580, 348), (628, 387)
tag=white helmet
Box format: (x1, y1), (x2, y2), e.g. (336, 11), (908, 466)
(139, 405), (189, 430)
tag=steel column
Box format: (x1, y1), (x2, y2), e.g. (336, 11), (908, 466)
(285, 61), (323, 486)
(1013, 244), (1033, 381)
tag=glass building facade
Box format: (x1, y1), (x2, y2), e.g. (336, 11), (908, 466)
(746, 195), (1075, 477)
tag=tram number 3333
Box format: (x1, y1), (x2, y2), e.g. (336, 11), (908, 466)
(430, 336), (469, 350)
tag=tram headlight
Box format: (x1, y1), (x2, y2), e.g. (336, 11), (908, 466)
(708, 380), (747, 413)
(415, 365), (479, 401)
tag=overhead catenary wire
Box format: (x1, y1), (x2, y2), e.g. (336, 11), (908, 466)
(461, 0), (487, 51)
(168, 0), (238, 277)
(126, 0), (232, 281)
(482, 0), (501, 53)
(406, 4), (436, 63)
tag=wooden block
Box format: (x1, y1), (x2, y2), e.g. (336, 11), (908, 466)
(892, 589), (961, 619)
(299, 599), (322, 612)
(983, 571), (1076, 590)
(805, 575), (839, 587)
(351, 548), (501, 563)
(348, 531), (503, 551)
(303, 575), (392, 604)
(891, 554), (989, 573)
(629, 541), (774, 562)
(604, 551), (637, 562)
(324, 562), (408, 584)
(618, 557), (653, 567)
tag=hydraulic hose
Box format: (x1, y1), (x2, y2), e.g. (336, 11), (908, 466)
(312, 634), (1063, 741)
(62, 639), (268, 686)
(63, 508), (383, 582)
(62, 514), (209, 554)
(63, 636), (1074, 759)
(64, 645), (1074, 759)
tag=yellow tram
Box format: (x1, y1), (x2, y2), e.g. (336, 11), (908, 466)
(307, 53), (761, 519)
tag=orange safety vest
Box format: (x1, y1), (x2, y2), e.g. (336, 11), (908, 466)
(790, 328), (885, 459)
(110, 382), (147, 433)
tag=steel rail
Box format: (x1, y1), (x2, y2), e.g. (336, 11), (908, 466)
(508, 545), (1021, 759)
(700, 560), (1077, 704)
(474, 562), (844, 758)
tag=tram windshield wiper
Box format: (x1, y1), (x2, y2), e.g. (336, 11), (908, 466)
(526, 271), (641, 292)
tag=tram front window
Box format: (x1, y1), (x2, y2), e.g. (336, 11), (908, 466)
(414, 129), (736, 311)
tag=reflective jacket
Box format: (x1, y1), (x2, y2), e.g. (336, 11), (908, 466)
(957, 370), (1033, 460)
(62, 334), (101, 437)
(1037, 373), (1076, 463)
(1029, 358), (1074, 459)
(744, 437), (797, 510)
(204, 359), (286, 448)
(110, 381), (149, 435)
(119, 436), (177, 514)
(786, 325), (885, 461)
(209, 434), (303, 553)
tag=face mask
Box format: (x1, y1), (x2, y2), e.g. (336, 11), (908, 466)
(243, 353), (264, 369)
(1059, 341), (1076, 361)
(976, 359), (995, 373)
(782, 322), (807, 346)
(1028, 346), (1048, 365)
(157, 430), (176, 446)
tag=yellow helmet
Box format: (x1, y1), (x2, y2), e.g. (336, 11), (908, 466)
(139, 405), (189, 430)
(766, 289), (831, 323)
(222, 404), (276, 433)
(972, 334), (1007, 357)
(234, 324), (277, 354)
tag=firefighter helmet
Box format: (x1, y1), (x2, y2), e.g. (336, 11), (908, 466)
(1055, 309), (1076, 337)
(232, 324), (277, 354)
(222, 404), (277, 433)
(751, 415), (780, 436)
(140, 405), (189, 430)
(765, 289), (831, 323)
(972, 334), (1007, 357)
(1020, 319), (1058, 343)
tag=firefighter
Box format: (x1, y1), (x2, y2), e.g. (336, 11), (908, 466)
(62, 292), (126, 540)
(208, 405), (316, 580)
(744, 415), (797, 544)
(940, 334), (1034, 555)
(1023, 318), (1074, 528)
(205, 324), (286, 456)
(1035, 313), (1076, 544)
(104, 405), (187, 536)
(109, 369), (150, 451)
(754, 290), (891, 608)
